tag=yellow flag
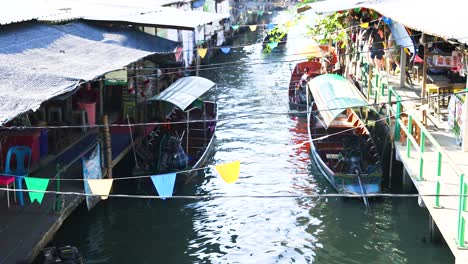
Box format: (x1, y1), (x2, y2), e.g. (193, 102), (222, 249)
(285, 20), (293, 28)
(249, 25), (257, 31)
(215, 160), (240, 184)
(88, 179), (114, 200)
(198, 48), (208, 59)
(360, 22), (369, 29)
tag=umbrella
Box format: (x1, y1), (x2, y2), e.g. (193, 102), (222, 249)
(298, 44), (338, 64)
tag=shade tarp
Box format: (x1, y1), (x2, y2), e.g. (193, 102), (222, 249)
(308, 0), (468, 45)
(0, 21), (177, 125)
(149, 76), (215, 110)
(307, 74), (370, 128)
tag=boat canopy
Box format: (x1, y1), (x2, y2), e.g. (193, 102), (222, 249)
(149, 76), (216, 111)
(307, 74), (373, 128)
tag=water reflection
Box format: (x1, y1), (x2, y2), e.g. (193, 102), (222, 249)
(49, 11), (453, 264)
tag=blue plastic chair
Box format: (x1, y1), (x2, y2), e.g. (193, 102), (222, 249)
(4, 146), (32, 206)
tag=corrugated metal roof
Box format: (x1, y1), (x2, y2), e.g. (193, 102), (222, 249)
(42, 4), (229, 30)
(150, 76), (216, 110)
(0, 21), (178, 125)
(0, 0), (188, 25)
(309, 0), (468, 45)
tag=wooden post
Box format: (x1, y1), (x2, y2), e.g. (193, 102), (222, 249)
(103, 115), (113, 179)
(462, 70), (468, 151)
(194, 30), (199, 76)
(399, 46), (407, 88)
(99, 79), (104, 118)
(422, 44), (429, 104)
(133, 63), (138, 123)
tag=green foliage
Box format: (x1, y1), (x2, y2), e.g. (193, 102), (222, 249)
(262, 25), (287, 53)
(309, 12), (348, 48)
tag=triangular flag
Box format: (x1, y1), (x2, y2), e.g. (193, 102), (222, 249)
(229, 6), (232, 10)
(25, 177), (50, 204)
(198, 48), (208, 59)
(258, 11), (263, 16)
(215, 161), (240, 184)
(249, 25), (257, 31)
(360, 22), (369, 29)
(414, 54), (424, 63)
(267, 42), (278, 49)
(150, 173), (177, 200)
(247, 10), (253, 14)
(231, 25), (239, 30)
(267, 11), (272, 14)
(266, 23), (275, 30)
(221, 47), (231, 54)
(88, 179), (113, 200)
(285, 20), (293, 28)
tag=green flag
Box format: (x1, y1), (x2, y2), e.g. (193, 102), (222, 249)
(25, 177), (50, 204)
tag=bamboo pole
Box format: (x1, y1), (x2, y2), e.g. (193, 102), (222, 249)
(103, 115), (113, 179)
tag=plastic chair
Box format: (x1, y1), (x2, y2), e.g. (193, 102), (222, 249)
(4, 146), (32, 206)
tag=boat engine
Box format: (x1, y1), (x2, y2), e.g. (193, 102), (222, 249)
(346, 151), (362, 174)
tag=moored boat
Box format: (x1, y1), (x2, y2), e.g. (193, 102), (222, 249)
(133, 76), (217, 182)
(288, 45), (339, 114)
(306, 74), (386, 195)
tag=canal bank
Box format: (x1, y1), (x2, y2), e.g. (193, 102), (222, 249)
(46, 12), (453, 264)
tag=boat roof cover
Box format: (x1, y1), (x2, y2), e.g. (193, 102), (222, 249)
(307, 74), (371, 128)
(308, 0), (468, 45)
(0, 21), (178, 125)
(150, 76), (216, 110)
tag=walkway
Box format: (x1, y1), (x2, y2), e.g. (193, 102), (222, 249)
(362, 68), (468, 264)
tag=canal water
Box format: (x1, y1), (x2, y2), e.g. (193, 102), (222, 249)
(50, 13), (453, 264)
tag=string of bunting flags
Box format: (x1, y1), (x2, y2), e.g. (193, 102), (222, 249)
(13, 144), (241, 206)
(196, 21), (290, 58)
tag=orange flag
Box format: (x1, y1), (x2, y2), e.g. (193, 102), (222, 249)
(87, 179), (114, 200)
(198, 48), (208, 59)
(215, 160), (240, 183)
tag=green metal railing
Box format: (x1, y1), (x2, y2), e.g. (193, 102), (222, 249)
(359, 61), (467, 247)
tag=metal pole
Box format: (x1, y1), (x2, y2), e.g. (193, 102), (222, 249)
(186, 111), (190, 157)
(422, 44), (428, 104)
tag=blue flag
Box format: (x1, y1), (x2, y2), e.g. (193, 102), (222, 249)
(221, 47), (231, 54)
(267, 42), (278, 49)
(151, 173), (177, 200)
(266, 23), (275, 30)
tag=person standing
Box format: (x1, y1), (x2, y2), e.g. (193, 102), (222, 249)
(367, 21), (385, 71)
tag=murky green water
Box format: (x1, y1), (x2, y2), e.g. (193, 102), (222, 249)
(49, 12), (453, 264)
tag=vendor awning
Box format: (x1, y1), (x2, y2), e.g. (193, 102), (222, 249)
(308, 0), (468, 45)
(0, 21), (178, 125)
(307, 74), (371, 129)
(149, 76), (216, 110)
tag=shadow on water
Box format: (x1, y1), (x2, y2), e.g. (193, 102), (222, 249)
(46, 11), (453, 264)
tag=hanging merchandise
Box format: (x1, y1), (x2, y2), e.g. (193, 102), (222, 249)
(25, 177), (50, 204)
(82, 144), (103, 210)
(150, 173), (177, 200)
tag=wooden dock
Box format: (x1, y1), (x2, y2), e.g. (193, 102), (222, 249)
(360, 67), (468, 264)
(0, 128), (140, 263)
